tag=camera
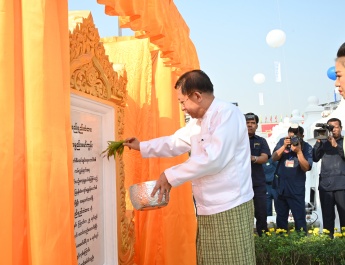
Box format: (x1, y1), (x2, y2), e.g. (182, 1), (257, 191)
(285, 135), (300, 150)
(314, 123), (334, 140)
(290, 135), (300, 146)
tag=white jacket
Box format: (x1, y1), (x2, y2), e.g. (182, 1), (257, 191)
(140, 98), (254, 215)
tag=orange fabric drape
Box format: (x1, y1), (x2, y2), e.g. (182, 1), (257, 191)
(0, 1), (77, 265)
(102, 37), (197, 265)
(1, 0), (199, 264)
(97, 0), (199, 75)
(98, 1), (200, 264)
(153, 50), (197, 265)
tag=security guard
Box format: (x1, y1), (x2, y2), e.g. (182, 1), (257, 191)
(245, 112), (271, 236)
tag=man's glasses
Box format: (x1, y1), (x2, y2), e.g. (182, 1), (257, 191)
(179, 92), (193, 107)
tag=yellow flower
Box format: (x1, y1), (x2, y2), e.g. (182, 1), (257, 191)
(276, 228), (287, 234)
(312, 228), (320, 236)
(342, 227), (345, 231)
(323, 229), (330, 234)
(335, 228), (338, 231)
(308, 230), (313, 234)
(334, 232), (342, 238)
(266, 232), (272, 236)
(269, 227), (275, 232)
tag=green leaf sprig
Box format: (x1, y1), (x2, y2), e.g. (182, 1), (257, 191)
(101, 140), (125, 160)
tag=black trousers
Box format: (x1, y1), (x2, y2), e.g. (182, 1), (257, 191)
(253, 185), (268, 236)
(276, 193), (306, 232)
(319, 189), (345, 235)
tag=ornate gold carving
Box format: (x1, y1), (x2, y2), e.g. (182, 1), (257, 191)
(69, 11), (135, 265)
(69, 12), (127, 107)
(115, 105), (135, 265)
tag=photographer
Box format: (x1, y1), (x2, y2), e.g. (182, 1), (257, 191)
(272, 125), (313, 232)
(313, 118), (345, 237)
(245, 113), (271, 236)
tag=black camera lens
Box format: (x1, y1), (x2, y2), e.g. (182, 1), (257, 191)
(290, 135), (300, 146)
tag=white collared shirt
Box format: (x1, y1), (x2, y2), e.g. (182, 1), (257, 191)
(140, 98), (254, 215)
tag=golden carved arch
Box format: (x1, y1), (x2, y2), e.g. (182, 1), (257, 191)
(69, 11), (135, 265)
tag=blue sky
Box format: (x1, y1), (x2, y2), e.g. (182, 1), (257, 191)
(68, 0), (344, 119)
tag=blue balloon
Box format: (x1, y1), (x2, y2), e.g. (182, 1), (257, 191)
(327, 66), (337, 81)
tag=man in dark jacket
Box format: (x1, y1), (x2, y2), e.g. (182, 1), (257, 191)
(313, 118), (345, 236)
(272, 124), (313, 232)
(245, 113), (271, 236)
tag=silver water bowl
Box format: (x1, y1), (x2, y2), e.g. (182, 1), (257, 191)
(129, 180), (168, 211)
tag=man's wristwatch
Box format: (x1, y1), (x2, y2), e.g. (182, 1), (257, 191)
(253, 156), (258, 163)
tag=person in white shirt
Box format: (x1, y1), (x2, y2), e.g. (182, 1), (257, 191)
(124, 70), (256, 265)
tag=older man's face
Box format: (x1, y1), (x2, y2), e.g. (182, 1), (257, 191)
(335, 59), (345, 99)
(177, 87), (200, 119)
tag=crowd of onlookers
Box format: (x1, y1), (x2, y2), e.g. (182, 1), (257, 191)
(247, 113), (345, 238)
(245, 42), (345, 241)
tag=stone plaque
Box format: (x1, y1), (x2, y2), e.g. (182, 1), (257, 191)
(71, 94), (118, 265)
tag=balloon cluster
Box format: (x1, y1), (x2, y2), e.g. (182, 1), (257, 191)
(253, 29), (286, 85)
(253, 28), (335, 90)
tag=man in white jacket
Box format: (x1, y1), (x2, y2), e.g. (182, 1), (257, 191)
(124, 70), (255, 265)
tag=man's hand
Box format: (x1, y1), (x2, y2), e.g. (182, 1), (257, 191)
(291, 143), (302, 154)
(151, 172), (172, 203)
(283, 137), (291, 148)
(123, 137), (140, 151)
(272, 135), (291, 161)
(328, 135), (338, 148)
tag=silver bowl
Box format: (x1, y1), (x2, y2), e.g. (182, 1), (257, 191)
(129, 180), (168, 211)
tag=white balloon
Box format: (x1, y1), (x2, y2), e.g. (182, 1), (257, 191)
(266, 29), (286, 48)
(253, 73), (265, 84)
